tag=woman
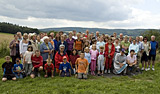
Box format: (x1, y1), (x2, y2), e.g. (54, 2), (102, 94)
(29, 33), (38, 53)
(53, 33), (60, 53)
(66, 32), (75, 56)
(58, 35), (67, 53)
(105, 37), (115, 74)
(74, 33), (83, 52)
(114, 38), (121, 54)
(55, 44), (69, 73)
(19, 33), (29, 63)
(40, 36), (54, 70)
(36, 35), (42, 50)
(9, 34), (20, 64)
(141, 37), (151, 71)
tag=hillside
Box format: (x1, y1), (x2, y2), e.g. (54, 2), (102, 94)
(40, 27), (159, 36)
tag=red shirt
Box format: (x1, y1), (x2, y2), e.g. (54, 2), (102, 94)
(55, 52), (69, 69)
(44, 63), (54, 73)
(69, 55), (79, 65)
(31, 55), (43, 68)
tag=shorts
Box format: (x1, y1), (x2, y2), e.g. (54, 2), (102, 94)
(60, 72), (70, 77)
(149, 54), (156, 61)
(3, 74), (16, 80)
(141, 52), (149, 62)
(78, 73), (87, 79)
(31, 68), (39, 77)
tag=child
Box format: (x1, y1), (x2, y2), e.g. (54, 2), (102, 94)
(23, 45), (33, 76)
(84, 47), (91, 72)
(75, 51), (89, 79)
(2, 56), (16, 82)
(13, 58), (23, 79)
(97, 46), (105, 76)
(83, 41), (90, 51)
(44, 56), (54, 78)
(59, 56), (72, 77)
(90, 44), (98, 75)
(69, 49), (79, 74)
(105, 38), (115, 74)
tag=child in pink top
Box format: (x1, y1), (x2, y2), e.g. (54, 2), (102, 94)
(90, 44), (98, 75)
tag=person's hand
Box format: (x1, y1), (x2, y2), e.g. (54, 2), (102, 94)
(49, 50), (51, 54)
(84, 71), (87, 75)
(120, 63), (123, 68)
(108, 55), (111, 58)
(76, 70), (78, 73)
(103, 62), (105, 66)
(44, 75), (48, 78)
(32, 67), (34, 71)
(129, 63), (133, 67)
(14, 43), (16, 46)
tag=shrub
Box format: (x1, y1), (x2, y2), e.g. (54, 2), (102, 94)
(0, 40), (10, 58)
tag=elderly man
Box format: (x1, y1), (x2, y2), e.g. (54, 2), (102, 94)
(119, 33), (123, 42)
(121, 36), (130, 56)
(113, 49), (128, 75)
(95, 31), (100, 40)
(148, 35), (158, 71)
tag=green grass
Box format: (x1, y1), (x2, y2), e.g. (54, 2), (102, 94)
(0, 58), (160, 94)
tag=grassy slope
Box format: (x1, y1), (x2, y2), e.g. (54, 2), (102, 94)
(0, 57), (160, 94)
(0, 33), (160, 94)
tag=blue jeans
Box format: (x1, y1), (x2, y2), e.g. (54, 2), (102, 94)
(15, 74), (23, 79)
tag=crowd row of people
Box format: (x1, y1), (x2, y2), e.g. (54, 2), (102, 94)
(2, 30), (158, 81)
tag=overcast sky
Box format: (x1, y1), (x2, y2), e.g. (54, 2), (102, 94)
(0, 0), (160, 29)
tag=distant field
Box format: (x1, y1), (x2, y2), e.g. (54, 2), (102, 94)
(0, 33), (14, 45)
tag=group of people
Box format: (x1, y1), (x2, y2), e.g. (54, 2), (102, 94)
(2, 30), (158, 81)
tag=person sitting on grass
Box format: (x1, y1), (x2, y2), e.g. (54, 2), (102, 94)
(13, 58), (23, 79)
(44, 56), (54, 78)
(75, 51), (89, 79)
(30, 50), (43, 78)
(113, 48), (128, 75)
(2, 56), (16, 82)
(127, 50), (137, 76)
(59, 56), (71, 77)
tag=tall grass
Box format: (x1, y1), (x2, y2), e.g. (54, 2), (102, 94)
(0, 40), (10, 58)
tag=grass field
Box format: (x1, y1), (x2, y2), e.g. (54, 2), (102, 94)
(0, 33), (160, 94)
(0, 33), (14, 44)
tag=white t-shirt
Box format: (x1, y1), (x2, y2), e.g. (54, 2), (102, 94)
(24, 51), (33, 64)
(72, 36), (77, 40)
(127, 55), (137, 63)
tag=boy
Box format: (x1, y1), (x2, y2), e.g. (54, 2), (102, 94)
(13, 58), (23, 79)
(75, 51), (89, 79)
(44, 57), (54, 78)
(2, 56), (16, 81)
(59, 56), (71, 77)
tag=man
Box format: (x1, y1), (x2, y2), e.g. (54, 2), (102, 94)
(148, 35), (158, 71)
(72, 30), (77, 40)
(127, 50), (137, 76)
(85, 30), (89, 38)
(17, 32), (23, 41)
(119, 33), (123, 42)
(128, 39), (139, 55)
(95, 31), (100, 40)
(30, 50), (43, 78)
(121, 36), (130, 56)
(113, 49), (128, 75)
(136, 36), (144, 68)
(50, 32), (55, 40)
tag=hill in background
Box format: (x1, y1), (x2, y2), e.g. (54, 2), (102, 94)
(40, 27), (159, 37)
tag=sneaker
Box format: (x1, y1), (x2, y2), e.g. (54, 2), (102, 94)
(145, 68), (148, 71)
(152, 67), (155, 71)
(97, 74), (101, 76)
(147, 67), (150, 71)
(105, 70), (107, 74)
(141, 67), (144, 71)
(38, 73), (41, 77)
(108, 69), (110, 74)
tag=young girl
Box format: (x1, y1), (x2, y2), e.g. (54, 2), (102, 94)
(97, 46), (105, 76)
(105, 38), (115, 74)
(90, 44), (98, 75)
(23, 45), (33, 76)
(84, 47), (91, 72)
(83, 41), (90, 51)
(69, 49), (79, 74)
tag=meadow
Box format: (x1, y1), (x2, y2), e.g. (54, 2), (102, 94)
(0, 33), (160, 94)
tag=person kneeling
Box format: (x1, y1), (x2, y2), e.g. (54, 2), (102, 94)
(13, 58), (23, 79)
(127, 50), (137, 76)
(59, 56), (71, 77)
(44, 58), (54, 78)
(75, 51), (89, 79)
(2, 56), (16, 82)
(30, 50), (43, 78)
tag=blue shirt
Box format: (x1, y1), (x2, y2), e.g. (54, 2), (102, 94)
(137, 41), (144, 52)
(59, 62), (71, 73)
(84, 53), (91, 63)
(13, 64), (23, 74)
(150, 41), (158, 55)
(53, 39), (59, 51)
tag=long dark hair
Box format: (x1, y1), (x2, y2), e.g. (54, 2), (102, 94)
(71, 49), (78, 55)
